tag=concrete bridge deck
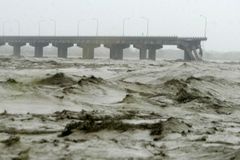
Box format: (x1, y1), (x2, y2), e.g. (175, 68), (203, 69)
(0, 36), (207, 61)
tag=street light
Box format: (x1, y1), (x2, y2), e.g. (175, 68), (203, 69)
(15, 20), (20, 36)
(39, 19), (56, 36)
(77, 19), (85, 36)
(91, 18), (99, 36)
(38, 20), (46, 36)
(141, 17), (149, 36)
(2, 22), (5, 36)
(200, 15), (207, 38)
(50, 19), (57, 36)
(2, 20), (20, 36)
(0, 19), (2, 36)
(123, 17), (130, 36)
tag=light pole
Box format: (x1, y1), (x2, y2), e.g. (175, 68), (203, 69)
(38, 20), (46, 36)
(2, 20), (20, 36)
(0, 19), (2, 36)
(141, 17), (149, 36)
(2, 21), (9, 36)
(200, 15), (207, 38)
(2, 21), (5, 36)
(1, 23), (3, 36)
(77, 19), (85, 36)
(91, 18), (99, 36)
(77, 20), (81, 36)
(123, 17), (130, 36)
(50, 19), (57, 36)
(15, 19), (20, 36)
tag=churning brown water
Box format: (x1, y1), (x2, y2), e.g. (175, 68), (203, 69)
(0, 57), (240, 160)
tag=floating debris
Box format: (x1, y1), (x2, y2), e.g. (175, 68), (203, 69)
(1, 135), (20, 146)
(37, 73), (76, 86)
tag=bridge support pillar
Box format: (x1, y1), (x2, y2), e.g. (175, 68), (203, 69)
(147, 45), (163, 60)
(134, 45), (147, 60)
(178, 43), (203, 61)
(9, 43), (26, 57)
(30, 43), (49, 57)
(53, 43), (73, 58)
(78, 44), (99, 59)
(105, 44), (129, 60)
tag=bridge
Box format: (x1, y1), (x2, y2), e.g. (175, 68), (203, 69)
(0, 36), (207, 61)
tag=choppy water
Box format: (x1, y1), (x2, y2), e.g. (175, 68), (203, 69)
(0, 57), (240, 160)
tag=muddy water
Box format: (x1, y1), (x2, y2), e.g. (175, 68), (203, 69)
(0, 57), (240, 160)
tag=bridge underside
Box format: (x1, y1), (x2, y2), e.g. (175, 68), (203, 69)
(177, 43), (203, 61)
(0, 36), (206, 61)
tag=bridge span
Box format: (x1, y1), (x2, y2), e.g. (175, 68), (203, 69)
(0, 36), (207, 61)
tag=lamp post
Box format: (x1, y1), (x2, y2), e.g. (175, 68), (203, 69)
(1, 23), (3, 36)
(141, 17), (149, 36)
(91, 18), (99, 36)
(200, 15), (207, 38)
(38, 20), (46, 36)
(2, 21), (9, 36)
(2, 20), (20, 36)
(77, 20), (81, 36)
(77, 19), (85, 36)
(123, 17), (130, 36)
(0, 20), (2, 36)
(39, 19), (56, 36)
(15, 20), (20, 36)
(50, 19), (57, 36)
(2, 21), (6, 36)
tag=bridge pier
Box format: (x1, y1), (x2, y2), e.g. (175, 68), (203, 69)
(9, 43), (26, 57)
(30, 43), (49, 57)
(134, 45), (147, 60)
(192, 45), (203, 61)
(105, 44), (129, 60)
(53, 43), (73, 58)
(78, 44), (99, 59)
(147, 45), (163, 60)
(178, 44), (203, 61)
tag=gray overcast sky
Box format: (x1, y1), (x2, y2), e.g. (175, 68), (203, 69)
(0, 0), (240, 51)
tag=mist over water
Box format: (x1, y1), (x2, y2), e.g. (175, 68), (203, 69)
(0, 0), (240, 51)
(1, 0), (240, 160)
